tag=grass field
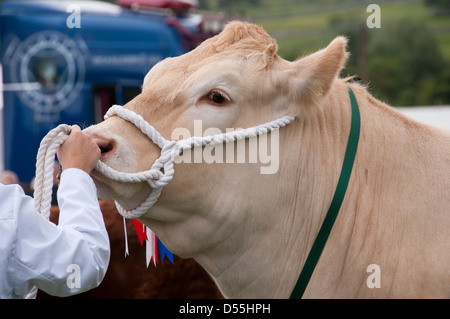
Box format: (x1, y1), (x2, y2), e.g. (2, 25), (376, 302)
(223, 0), (450, 62)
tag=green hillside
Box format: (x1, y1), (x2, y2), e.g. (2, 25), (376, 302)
(200, 0), (450, 106)
(247, 0), (450, 58)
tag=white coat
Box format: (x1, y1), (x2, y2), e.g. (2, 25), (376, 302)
(0, 168), (110, 298)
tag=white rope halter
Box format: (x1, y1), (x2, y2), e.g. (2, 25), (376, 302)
(28, 105), (294, 297)
(34, 105), (295, 221)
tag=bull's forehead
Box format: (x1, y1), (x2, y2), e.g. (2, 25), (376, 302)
(142, 56), (246, 104)
(142, 21), (279, 94)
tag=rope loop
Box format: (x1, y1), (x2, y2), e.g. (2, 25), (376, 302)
(34, 124), (72, 219)
(34, 105), (294, 220)
(29, 99), (294, 300)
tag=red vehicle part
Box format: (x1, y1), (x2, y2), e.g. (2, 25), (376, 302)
(118, 0), (196, 12)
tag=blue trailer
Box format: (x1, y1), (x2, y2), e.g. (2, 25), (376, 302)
(0, 0), (226, 183)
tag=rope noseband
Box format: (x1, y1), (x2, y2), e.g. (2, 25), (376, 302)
(33, 87), (359, 299)
(35, 105), (294, 220)
(100, 105), (294, 218)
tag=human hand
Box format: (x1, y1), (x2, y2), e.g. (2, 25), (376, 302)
(57, 125), (101, 175)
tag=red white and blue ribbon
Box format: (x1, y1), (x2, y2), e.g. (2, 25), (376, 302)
(123, 217), (174, 266)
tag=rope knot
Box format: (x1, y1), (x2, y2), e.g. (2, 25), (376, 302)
(35, 105), (294, 220)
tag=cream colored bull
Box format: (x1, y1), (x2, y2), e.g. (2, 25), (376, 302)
(85, 22), (450, 298)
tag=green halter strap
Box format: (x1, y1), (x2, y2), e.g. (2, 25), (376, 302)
(290, 86), (361, 299)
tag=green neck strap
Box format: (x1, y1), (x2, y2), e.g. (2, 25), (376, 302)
(290, 87), (361, 299)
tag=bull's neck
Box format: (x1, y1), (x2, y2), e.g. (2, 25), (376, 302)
(288, 83), (447, 298)
(147, 82), (447, 298)
(181, 81), (357, 298)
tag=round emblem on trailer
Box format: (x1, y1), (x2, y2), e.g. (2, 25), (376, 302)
(9, 30), (86, 122)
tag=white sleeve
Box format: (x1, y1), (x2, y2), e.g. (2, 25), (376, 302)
(12, 168), (110, 297)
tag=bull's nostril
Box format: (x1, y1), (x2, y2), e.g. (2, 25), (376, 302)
(94, 138), (115, 155)
(100, 141), (114, 154)
(84, 128), (117, 156)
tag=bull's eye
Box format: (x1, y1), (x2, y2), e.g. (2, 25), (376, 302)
(210, 91), (225, 103)
(205, 90), (230, 106)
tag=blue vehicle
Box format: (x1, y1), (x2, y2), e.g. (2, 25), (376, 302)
(0, 0), (226, 183)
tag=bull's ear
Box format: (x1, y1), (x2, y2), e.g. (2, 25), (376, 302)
(291, 36), (349, 101)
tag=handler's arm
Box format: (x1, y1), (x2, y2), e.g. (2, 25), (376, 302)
(12, 126), (110, 297)
(13, 169), (110, 297)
